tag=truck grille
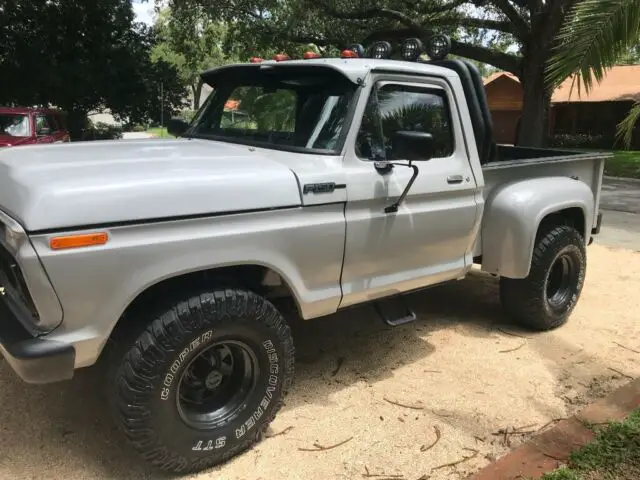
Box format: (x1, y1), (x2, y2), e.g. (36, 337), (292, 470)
(0, 242), (40, 321)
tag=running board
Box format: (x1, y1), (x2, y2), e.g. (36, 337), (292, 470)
(374, 297), (417, 327)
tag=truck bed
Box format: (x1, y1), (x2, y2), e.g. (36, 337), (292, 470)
(473, 145), (610, 258)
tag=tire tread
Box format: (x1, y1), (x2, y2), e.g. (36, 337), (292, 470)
(109, 288), (294, 474)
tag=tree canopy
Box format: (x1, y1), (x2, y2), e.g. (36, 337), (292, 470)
(166, 0), (584, 146)
(151, 6), (239, 110)
(0, 0), (187, 137)
(548, 0), (640, 147)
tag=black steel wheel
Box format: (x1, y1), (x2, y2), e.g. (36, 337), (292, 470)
(546, 253), (579, 311)
(500, 225), (586, 331)
(177, 341), (258, 430)
(109, 288), (295, 474)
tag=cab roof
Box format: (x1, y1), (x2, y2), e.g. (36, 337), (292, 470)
(200, 57), (459, 86)
(0, 106), (63, 115)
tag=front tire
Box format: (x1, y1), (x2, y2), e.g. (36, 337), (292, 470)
(110, 289), (295, 473)
(499, 225), (586, 331)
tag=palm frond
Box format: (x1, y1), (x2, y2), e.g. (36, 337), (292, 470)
(546, 0), (640, 95)
(617, 102), (640, 149)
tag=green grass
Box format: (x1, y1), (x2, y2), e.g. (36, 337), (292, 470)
(146, 127), (174, 138)
(604, 151), (640, 179)
(540, 408), (640, 480)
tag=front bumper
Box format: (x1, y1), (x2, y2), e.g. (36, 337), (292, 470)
(0, 292), (75, 384)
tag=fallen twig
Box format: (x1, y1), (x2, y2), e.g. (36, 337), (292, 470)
(515, 423), (538, 431)
(614, 342), (640, 354)
(362, 466), (404, 478)
(608, 367), (634, 380)
(499, 342), (526, 354)
(298, 436), (353, 452)
(266, 426), (294, 438)
(496, 327), (531, 339)
(420, 426), (442, 452)
(332, 357), (345, 376)
(491, 429), (537, 437)
(432, 448), (479, 471)
(537, 418), (566, 432)
(423, 370), (442, 374)
(473, 435), (485, 443)
(384, 397), (425, 410)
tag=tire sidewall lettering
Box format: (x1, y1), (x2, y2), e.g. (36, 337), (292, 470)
(160, 329), (213, 401)
(151, 323), (285, 457)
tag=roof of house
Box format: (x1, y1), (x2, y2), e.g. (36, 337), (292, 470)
(484, 65), (640, 103)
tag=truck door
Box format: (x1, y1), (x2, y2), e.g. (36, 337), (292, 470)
(339, 74), (482, 309)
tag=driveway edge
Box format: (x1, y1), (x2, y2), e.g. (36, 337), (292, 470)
(466, 377), (640, 480)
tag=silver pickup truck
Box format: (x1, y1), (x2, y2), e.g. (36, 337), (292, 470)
(0, 39), (607, 473)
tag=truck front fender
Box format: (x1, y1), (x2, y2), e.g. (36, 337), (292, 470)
(480, 176), (595, 279)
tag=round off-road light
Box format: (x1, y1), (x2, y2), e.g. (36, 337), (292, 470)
(345, 43), (365, 58)
(401, 37), (423, 62)
(425, 34), (451, 61)
(369, 41), (392, 59)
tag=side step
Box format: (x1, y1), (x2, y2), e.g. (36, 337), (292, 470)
(374, 296), (417, 327)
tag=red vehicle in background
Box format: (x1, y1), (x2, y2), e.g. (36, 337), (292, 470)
(0, 107), (70, 147)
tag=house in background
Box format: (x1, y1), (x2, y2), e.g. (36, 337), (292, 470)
(484, 65), (640, 148)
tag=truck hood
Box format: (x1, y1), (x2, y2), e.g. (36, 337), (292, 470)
(0, 138), (302, 231)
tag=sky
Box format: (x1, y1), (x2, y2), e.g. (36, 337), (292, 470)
(132, 0), (155, 26)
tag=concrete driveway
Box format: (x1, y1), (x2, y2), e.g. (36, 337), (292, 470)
(596, 176), (640, 251)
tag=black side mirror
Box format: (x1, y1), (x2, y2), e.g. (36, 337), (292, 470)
(390, 131), (434, 161)
(38, 127), (51, 136)
(167, 118), (190, 137)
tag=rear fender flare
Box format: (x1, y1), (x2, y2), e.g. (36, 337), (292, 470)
(481, 176), (595, 279)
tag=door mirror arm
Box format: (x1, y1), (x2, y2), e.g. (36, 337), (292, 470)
(375, 130), (434, 213)
(383, 162), (420, 214)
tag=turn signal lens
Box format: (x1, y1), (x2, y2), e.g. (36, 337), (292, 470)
(272, 54), (291, 61)
(49, 232), (108, 250)
(340, 49), (359, 58)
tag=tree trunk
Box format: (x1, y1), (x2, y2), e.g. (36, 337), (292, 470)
(192, 80), (204, 110)
(517, 56), (551, 147)
(65, 109), (89, 142)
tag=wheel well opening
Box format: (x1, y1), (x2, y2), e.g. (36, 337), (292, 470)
(537, 207), (586, 241)
(111, 265), (300, 339)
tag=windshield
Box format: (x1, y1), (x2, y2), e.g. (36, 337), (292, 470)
(0, 114), (31, 137)
(186, 68), (357, 154)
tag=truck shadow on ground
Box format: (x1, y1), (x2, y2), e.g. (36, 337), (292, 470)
(0, 271), (621, 479)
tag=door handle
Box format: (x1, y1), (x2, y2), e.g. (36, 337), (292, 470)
(447, 175), (464, 184)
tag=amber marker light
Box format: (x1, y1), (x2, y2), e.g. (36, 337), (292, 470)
(49, 232), (109, 250)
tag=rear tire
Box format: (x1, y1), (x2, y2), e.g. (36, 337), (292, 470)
(108, 288), (295, 474)
(499, 225), (586, 331)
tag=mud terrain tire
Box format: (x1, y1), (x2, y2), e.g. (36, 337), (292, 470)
(500, 225), (586, 331)
(109, 288), (294, 474)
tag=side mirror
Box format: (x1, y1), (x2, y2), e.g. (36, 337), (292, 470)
(37, 127), (51, 136)
(167, 118), (190, 137)
(390, 131), (434, 161)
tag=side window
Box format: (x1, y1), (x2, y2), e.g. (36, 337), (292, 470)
(35, 115), (52, 135)
(355, 82), (454, 160)
(46, 115), (60, 132)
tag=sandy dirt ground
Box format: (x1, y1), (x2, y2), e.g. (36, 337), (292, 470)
(0, 243), (638, 480)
